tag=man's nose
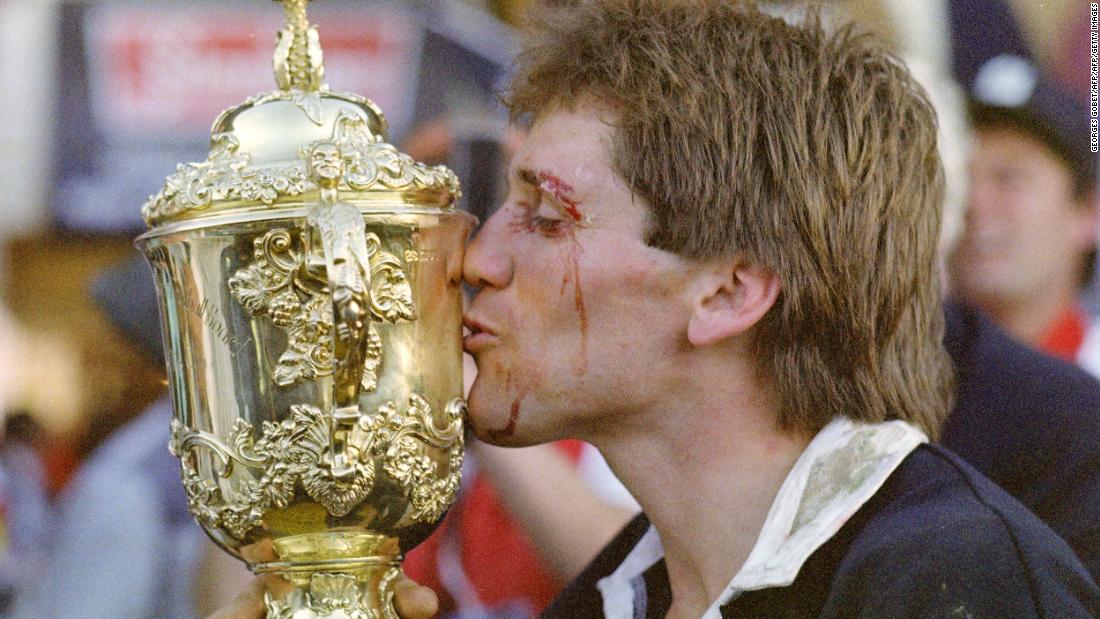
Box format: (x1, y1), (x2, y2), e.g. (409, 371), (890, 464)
(463, 208), (514, 291)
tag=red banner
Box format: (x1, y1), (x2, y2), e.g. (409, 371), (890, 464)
(84, 4), (423, 140)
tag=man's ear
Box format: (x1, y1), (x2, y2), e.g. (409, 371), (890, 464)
(686, 259), (780, 348)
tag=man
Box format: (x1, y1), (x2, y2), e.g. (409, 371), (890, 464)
(463, 2), (1094, 616)
(218, 2), (1098, 617)
(949, 57), (1100, 373)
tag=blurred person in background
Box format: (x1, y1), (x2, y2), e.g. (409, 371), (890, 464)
(934, 40), (1100, 583)
(0, 305), (18, 435)
(949, 58), (1100, 374)
(840, 0), (1100, 580)
(0, 307), (50, 615)
(0, 413), (51, 613)
(11, 257), (249, 618)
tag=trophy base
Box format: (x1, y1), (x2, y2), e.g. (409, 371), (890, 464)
(252, 532), (404, 619)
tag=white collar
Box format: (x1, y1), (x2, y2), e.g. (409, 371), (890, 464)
(596, 417), (927, 619)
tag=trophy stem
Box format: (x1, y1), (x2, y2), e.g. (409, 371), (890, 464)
(250, 531), (406, 619)
(257, 557), (403, 619)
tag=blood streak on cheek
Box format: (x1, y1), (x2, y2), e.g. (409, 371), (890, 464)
(533, 173), (589, 370)
(562, 227), (588, 374)
(488, 399), (522, 441)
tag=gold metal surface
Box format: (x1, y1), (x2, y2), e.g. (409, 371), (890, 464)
(141, 106), (460, 226)
(136, 1), (472, 616)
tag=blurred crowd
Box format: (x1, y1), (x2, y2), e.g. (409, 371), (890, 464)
(0, 0), (1096, 617)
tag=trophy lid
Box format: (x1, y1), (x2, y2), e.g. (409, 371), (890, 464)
(141, 0), (460, 228)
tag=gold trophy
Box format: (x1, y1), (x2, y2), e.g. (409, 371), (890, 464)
(136, 1), (473, 616)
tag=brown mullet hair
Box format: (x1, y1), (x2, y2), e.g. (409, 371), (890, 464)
(506, 0), (954, 438)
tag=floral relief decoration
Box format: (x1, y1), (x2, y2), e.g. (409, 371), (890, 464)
(169, 395), (465, 539)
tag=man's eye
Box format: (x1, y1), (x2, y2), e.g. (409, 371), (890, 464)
(509, 202), (572, 237)
(529, 216), (566, 235)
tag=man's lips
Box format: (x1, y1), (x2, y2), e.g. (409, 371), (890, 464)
(463, 315), (500, 354)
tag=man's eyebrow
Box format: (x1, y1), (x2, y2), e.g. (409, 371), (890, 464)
(513, 166), (587, 222)
(516, 167), (539, 187)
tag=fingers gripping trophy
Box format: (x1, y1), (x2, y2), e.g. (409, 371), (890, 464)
(135, 1), (474, 616)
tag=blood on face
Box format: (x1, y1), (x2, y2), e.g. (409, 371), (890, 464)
(488, 398), (522, 440)
(537, 171), (584, 223)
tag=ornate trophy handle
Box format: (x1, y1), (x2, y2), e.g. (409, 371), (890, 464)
(308, 202), (371, 408)
(306, 141), (373, 484)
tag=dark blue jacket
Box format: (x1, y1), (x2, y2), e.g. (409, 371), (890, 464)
(544, 302), (1100, 617)
(942, 301), (1100, 579)
(543, 446), (1100, 618)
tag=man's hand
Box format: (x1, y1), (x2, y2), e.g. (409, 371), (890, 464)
(204, 576), (280, 619)
(392, 574), (441, 618)
(204, 573), (439, 619)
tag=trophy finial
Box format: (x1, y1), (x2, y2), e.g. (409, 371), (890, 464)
(274, 0), (324, 91)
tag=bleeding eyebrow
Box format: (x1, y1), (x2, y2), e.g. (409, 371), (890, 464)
(517, 168), (540, 187)
(526, 169), (586, 223)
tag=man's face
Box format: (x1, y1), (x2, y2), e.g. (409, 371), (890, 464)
(462, 106), (690, 446)
(949, 127), (1094, 306)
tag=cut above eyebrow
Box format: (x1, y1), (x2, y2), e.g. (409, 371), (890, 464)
(512, 167), (589, 222)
